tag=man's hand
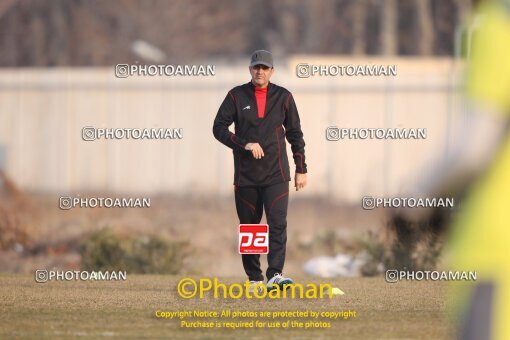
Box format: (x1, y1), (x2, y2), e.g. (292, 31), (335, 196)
(245, 143), (264, 159)
(295, 173), (307, 191)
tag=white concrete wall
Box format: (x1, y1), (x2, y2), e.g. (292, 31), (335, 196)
(0, 57), (468, 202)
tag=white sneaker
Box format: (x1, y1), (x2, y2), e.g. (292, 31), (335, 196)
(248, 281), (265, 294)
(266, 273), (294, 291)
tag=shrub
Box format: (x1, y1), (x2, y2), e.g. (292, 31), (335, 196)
(359, 208), (451, 274)
(0, 204), (29, 251)
(80, 228), (189, 274)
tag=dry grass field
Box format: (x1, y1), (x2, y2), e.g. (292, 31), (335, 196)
(0, 275), (456, 339)
(0, 184), (460, 339)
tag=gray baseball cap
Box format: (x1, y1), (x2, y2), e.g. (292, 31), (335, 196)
(250, 50), (274, 68)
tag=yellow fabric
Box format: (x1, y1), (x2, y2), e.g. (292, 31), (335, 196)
(451, 136), (510, 339)
(467, 2), (510, 112)
(450, 2), (510, 339)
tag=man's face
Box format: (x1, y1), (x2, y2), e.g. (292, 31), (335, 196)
(249, 64), (274, 88)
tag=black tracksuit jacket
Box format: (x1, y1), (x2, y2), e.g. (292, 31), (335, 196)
(213, 81), (307, 187)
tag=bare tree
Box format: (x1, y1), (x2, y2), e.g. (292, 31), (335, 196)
(303, 1), (337, 52)
(454, 0), (472, 24)
(0, 0), (474, 66)
(0, 0), (16, 19)
(381, 0), (398, 55)
(416, 0), (435, 55)
(352, 0), (367, 55)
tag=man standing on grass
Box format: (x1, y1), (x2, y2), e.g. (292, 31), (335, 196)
(213, 50), (308, 292)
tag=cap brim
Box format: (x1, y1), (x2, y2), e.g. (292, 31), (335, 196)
(250, 61), (273, 68)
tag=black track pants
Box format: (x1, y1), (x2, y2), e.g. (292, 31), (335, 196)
(234, 181), (289, 282)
